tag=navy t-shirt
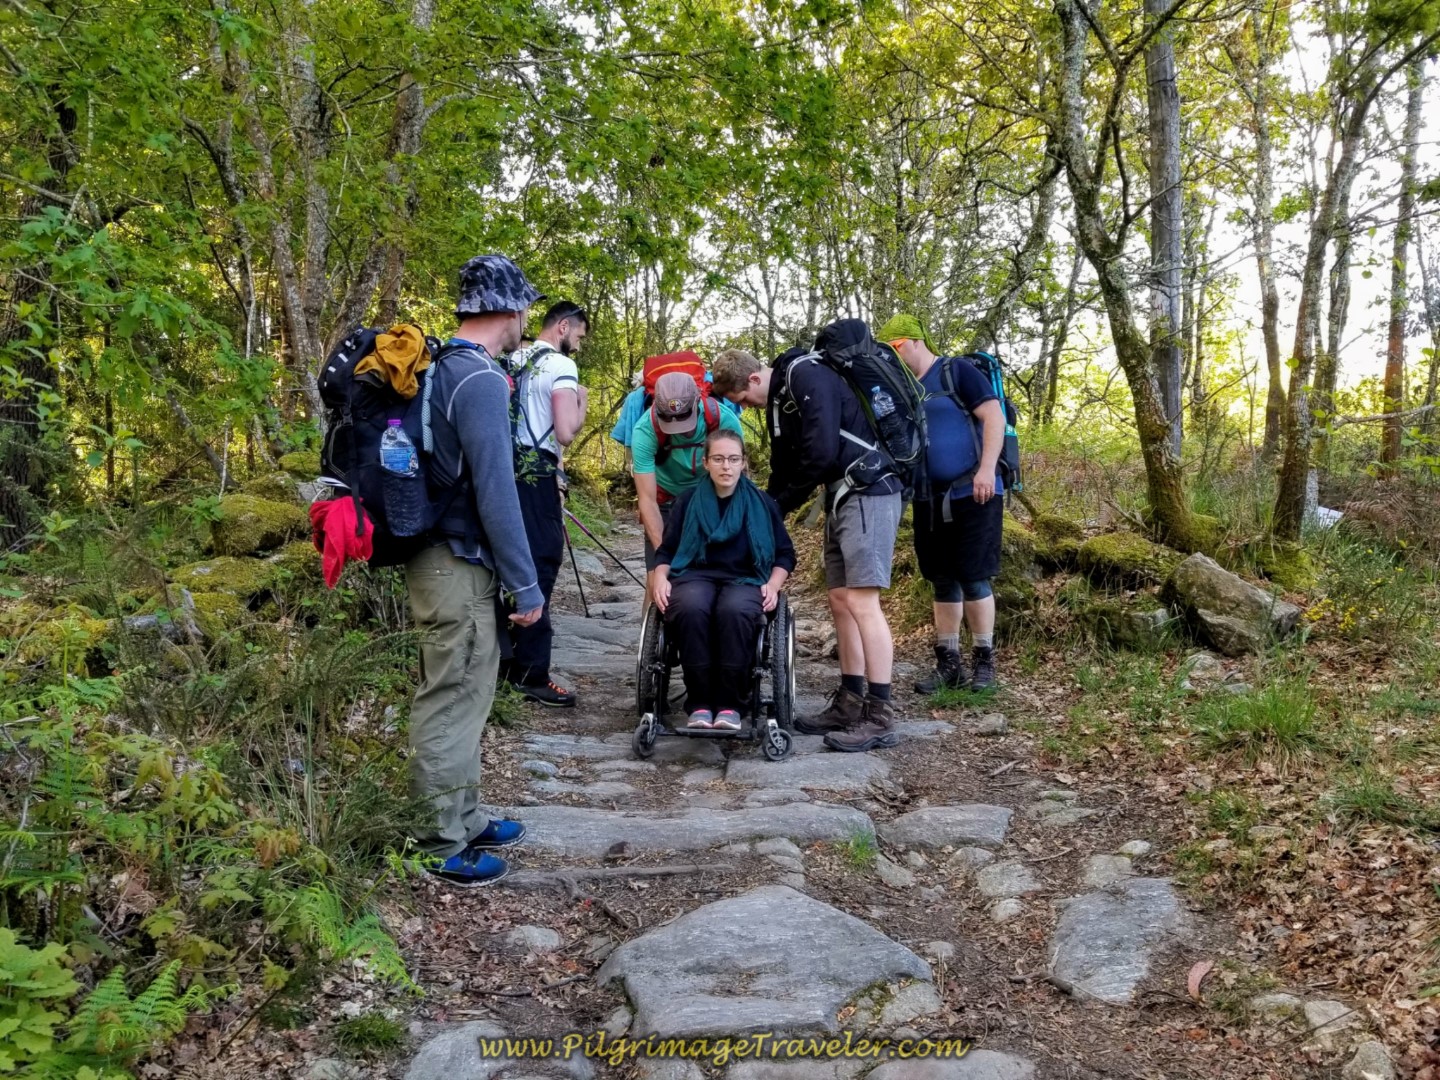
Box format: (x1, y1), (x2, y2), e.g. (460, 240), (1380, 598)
(921, 357), (1003, 499)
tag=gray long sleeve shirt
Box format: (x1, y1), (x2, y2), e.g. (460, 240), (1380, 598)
(424, 339), (543, 612)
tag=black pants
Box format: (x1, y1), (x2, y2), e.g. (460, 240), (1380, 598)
(508, 472), (563, 685)
(665, 578), (763, 712)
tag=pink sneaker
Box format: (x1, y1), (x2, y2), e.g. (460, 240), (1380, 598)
(687, 710), (714, 729)
(712, 710), (742, 731)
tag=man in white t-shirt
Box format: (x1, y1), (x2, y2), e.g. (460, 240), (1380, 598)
(504, 301), (589, 706)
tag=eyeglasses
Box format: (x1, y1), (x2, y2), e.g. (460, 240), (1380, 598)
(707, 455), (744, 466)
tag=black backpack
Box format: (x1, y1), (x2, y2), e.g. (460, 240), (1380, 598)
(318, 326), (470, 567)
(938, 351), (1024, 494)
(789, 318), (928, 500)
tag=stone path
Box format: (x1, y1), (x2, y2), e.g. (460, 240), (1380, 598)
(383, 525), (1381, 1080)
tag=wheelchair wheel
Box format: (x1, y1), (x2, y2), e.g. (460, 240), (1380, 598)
(770, 596), (795, 730)
(632, 713), (659, 759)
(761, 718), (793, 761)
(635, 603), (664, 717)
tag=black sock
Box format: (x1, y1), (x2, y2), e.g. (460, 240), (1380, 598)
(841, 674), (866, 696)
(868, 682), (892, 702)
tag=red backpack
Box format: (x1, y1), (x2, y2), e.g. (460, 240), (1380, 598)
(642, 351), (721, 463)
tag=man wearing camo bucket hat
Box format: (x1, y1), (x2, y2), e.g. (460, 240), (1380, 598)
(405, 254), (547, 888)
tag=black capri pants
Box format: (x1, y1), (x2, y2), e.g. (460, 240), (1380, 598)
(664, 578), (763, 713)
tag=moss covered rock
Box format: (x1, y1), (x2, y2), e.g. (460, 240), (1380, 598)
(1246, 541), (1317, 592)
(0, 603), (113, 670)
(1077, 531), (1184, 589)
(209, 494), (309, 556)
(277, 450), (322, 478)
(170, 556), (278, 597)
(1001, 513), (1037, 562)
(994, 515), (1041, 639)
(1033, 513), (1085, 570)
(187, 591), (246, 637)
(241, 472), (302, 503)
(1080, 597), (1177, 651)
(268, 540), (321, 582)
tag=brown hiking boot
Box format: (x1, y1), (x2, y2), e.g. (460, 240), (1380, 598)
(824, 697), (901, 753)
(794, 687), (866, 735)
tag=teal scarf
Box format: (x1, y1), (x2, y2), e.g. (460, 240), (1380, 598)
(669, 475), (775, 586)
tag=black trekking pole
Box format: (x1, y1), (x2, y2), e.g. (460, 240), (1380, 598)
(562, 507), (645, 589)
(562, 514), (591, 618)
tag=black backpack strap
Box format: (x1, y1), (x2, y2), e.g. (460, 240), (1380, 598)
(935, 356), (984, 513)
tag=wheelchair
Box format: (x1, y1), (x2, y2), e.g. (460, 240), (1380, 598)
(632, 593), (796, 761)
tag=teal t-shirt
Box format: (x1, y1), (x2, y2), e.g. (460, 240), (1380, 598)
(631, 405), (744, 497)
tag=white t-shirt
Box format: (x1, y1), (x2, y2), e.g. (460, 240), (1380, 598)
(507, 342), (579, 459)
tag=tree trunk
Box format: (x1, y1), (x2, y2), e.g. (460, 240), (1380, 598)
(1418, 227), (1440, 437)
(1243, 4), (1286, 459)
(1044, 248), (1085, 426)
(1056, 0), (1199, 549)
(1314, 179), (1354, 468)
(1145, 0), (1185, 458)
(1380, 59), (1424, 472)
(1274, 65), (1374, 540)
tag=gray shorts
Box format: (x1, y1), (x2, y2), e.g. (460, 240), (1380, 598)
(822, 491), (902, 590)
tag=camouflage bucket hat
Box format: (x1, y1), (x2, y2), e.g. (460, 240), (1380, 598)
(456, 255), (546, 315)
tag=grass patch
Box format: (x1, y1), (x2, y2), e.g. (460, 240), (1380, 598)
(1192, 679), (1327, 767)
(332, 1011), (409, 1053)
(835, 829), (878, 870)
(1325, 771), (1440, 832)
(489, 682), (532, 729)
(929, 684), (1000, 710)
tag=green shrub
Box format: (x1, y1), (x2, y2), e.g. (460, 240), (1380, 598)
(332, 1011), (408, 1053)
(1192, 679), (1327, 766)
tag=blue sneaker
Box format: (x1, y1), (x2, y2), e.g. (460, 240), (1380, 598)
(469, 818), (527, 849)
(428, 846), (510, 888)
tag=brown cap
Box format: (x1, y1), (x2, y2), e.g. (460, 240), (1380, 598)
(653, 372), (701, 435)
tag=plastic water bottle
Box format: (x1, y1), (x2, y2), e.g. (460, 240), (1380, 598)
(869, 385), (907, 460)
(379, 419), (418, 476)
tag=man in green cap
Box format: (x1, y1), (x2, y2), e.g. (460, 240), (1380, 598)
(878, 314), (1005, 692)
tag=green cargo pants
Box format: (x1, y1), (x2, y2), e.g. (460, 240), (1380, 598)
(405, 543), (500, 858)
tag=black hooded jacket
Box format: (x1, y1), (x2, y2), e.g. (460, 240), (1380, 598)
(765, 321), (901, 515)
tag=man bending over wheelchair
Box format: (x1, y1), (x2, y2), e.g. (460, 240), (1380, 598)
(652, 429), (795, 731)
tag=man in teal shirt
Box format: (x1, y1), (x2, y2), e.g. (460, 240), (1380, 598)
(632, 371), (743, 599)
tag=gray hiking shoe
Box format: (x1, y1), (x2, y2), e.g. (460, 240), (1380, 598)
(915, 646), (968, 694)
(969, 646), (997, 691)
(824, 698), (901, 753)
(795, 687), (866, 735)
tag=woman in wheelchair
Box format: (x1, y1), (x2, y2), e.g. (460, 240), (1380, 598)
(652, 429), (795, 731)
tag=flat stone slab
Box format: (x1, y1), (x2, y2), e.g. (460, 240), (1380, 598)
(865, 1052), (1035, 1080)
(405, 1021), (592, 1080)
(600, 731), (727, 765)
(498, 804), (874, 859)
(728, 1061), (867, 1080)
(726, 754), (891, 791)
(744, 788), (812, 807)
(1048, 878), (1184, 1004)
(879, 805), (1013, 850)
(530, 780), (636, 800)
(523, 734), (630, 762)
(1080, 854), (1133, 889)
(976, 860), (1040, 899)
(599, 885), (929, 1038)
